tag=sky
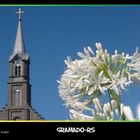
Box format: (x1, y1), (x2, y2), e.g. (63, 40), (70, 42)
(0, 6), (140, 120)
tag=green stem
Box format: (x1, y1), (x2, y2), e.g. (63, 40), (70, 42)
(87, 90), (102, 106)
(108, 89), (126, 120)
(108, 89), (113, 111)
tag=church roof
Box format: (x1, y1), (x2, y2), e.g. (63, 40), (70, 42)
(9, 8), (29, 61)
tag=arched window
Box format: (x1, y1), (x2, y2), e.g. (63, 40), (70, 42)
(18, 65), (21, 76)
(15, 64), (22, 76)
(13, 116), (21, 120)
(15, 66), (18, 76)
(14, 89), (22, 106)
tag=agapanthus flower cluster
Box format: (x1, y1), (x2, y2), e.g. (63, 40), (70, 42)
(58, 43), (140, 120)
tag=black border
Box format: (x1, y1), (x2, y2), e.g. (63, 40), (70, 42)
(0, 0), (139, 5)
(0, 0), (140, 138)
(0, 121), (139, 137)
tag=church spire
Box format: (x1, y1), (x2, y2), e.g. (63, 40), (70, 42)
(9, 8), (29, 61)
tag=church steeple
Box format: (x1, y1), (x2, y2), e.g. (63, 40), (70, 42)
(9, 8), (29, 62)
(0, 8), (43, 120)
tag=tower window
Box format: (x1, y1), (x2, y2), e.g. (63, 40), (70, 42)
(15, 66), (18, 76)
(14, 89), (22, 106)
(18, 65), (21, 76)
(15, 64), (22, 76)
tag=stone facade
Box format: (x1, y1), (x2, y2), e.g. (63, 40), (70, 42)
(0, 8), (44, 120)
(0, 105), (43, 120)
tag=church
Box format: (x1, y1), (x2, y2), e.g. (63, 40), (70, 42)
(0, 8), (44, 120)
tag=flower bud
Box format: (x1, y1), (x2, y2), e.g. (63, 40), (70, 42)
(95, 105), (100, 113)
(115, 50), (118, 55)
(96, 43), (103, 50)
(120, 103), (124, 115)
(123, 106), (134, 120)
(122, 52), (125, 57)
(110, 111), (114, 120)
(87, 46), (94, 55)
(136, 103), (140, 120)
(104, 49), (108, 54)
(111, 100), (117, 110)
(115, 109), (119, 116)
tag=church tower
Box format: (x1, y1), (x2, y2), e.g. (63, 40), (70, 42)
(0, 8), (44, 120)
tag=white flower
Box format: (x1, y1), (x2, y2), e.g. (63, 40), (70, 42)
(123, 106), (134, 120)
(107, 69), (131, 95)
(111, 100), (117, 110)
(64, 56), (72, 66)
(127, 48), (140, 75)
(96, 43), (103, 50)
(120, 103), (124, 115)
(77, 47), (94, 59)
(103, 103), (111, 113)
(136, 103), (140, 120)
(93, 98), (102, 110)
(115, 109), (119, 116)
(58, 42), (140, 120)
(70, 101), (93, 112)
(70, 109), (94, 120)
(87, 46), (94, 56)
(127, 62), (140, 72)
(87, 71), (110, 95)
(110, 111), (114, 120)
(112, 50), (118, 64)
(123, 53), (132, 60)
(100, 49), (110, 65)
(131, 47), (140, 63)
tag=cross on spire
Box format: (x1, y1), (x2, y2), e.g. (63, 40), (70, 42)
(9, 7), (28, 61)
(16, 8), (24, 20)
